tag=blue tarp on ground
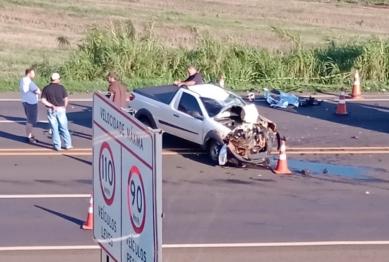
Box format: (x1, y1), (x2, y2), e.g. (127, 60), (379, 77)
(263, 88), (300, 108)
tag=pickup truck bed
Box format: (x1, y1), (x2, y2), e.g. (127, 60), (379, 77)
(133, 85), (180, 105)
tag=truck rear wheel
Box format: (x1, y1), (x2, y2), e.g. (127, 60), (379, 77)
(138, 116), (152, 128)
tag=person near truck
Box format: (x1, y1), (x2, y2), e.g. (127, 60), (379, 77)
(174, 65), (203, 87)
(40, 73), (73, 151)
(19, 67), (41, 144)
(106, 72), (127, 108)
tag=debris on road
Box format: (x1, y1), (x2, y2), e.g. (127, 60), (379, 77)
(263, 88), (322, 108)
(264, 88), (300, 108)
(301, 169), (311, 175)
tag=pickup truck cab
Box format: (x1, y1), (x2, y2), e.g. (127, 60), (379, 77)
(128, 83), (278, 164)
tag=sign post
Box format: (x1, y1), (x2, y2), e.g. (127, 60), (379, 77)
(92, 92), (163, 262)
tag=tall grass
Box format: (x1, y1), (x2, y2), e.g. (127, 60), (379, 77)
(37, 20), (389, 92)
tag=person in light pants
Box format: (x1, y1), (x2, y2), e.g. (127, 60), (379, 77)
(40, 73), (73, 151)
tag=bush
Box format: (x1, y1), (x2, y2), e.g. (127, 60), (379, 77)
(37, 20), (389, 92)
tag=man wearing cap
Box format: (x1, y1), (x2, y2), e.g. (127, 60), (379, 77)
(40, 73), (73, 151)
(106, 72), (127, 108)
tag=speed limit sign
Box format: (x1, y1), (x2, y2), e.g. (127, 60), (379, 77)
(127, 165), (146, 234)
(99, 141), (116, 206)
(92, 92), (162, 262)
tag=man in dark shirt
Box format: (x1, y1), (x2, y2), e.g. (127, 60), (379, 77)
(107, 72), (127, 108)
(174, 65), (203, 87)
(40, 73), (73, 151)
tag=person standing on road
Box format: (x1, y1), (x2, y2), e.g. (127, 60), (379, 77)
(106, 72), (127, 108)
(40, 73), (73, 151)
(19, 67), (41, 144)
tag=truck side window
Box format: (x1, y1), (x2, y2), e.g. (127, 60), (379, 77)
(178, 93), (203, 117)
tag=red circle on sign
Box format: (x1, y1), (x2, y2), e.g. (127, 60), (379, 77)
(127, 165), (146, 234)
(99, 141), (116, 206)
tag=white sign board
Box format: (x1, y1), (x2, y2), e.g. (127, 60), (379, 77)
(93, 92), (163, 262)
(101, 248), (114, 262)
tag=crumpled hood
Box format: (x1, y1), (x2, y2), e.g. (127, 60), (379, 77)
(215, 103), (276, 128)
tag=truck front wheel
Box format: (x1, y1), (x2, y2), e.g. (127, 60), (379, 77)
(208, 139), (222, 164)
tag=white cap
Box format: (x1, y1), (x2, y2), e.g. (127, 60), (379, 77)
(51, 73), (60, 80)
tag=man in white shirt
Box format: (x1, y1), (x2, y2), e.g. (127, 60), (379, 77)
(19, 68), (41, 143)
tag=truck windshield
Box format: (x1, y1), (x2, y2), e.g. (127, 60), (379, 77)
(200, 93), (246, 117)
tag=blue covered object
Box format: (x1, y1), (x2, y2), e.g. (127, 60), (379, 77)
(263, 88), (300, 108)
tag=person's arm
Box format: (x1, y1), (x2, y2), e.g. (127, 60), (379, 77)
(178, 80), (196, 87)
(41, 98), (54, 108)
(177, 74), (202, 87)
(40, 89), (56, 110)
(62, 86), (69, 107)
(108, 85), (115, 101)
(30, 81), (41, 95)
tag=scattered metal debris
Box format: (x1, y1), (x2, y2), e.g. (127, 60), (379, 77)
(263, 88), (322, 108)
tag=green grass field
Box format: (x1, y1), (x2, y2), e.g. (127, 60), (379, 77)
(0, 0), (389, 93)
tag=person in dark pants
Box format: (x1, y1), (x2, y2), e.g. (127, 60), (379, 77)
(174, 65), (203, 87)
(19, 68), (41, 143)
(40, 73), (73, 151)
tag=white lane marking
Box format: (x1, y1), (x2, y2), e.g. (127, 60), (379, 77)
(163, 241), (389, 248)
(1, 241), (389, 251)
(0, 120), (48, 123)
(0, 246), (100, 251)
(0, 194), (90, 199)
(0, 99), (94, 102)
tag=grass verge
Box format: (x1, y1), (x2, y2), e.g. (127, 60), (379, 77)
(2, 20), (389, 93)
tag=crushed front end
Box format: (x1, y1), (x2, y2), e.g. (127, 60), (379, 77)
(218, 115), (280, 167)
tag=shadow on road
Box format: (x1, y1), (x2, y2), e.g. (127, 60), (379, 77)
(0, 129), (54, 148)
(67, 103), (93, 129)
(34, 205), (84, 227)
(64, 155), (92, 165)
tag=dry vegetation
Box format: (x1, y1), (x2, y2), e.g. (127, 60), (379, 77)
(0, 0), (388, 91)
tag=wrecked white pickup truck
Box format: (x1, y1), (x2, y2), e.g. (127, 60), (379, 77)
(127, 83), (280, 166)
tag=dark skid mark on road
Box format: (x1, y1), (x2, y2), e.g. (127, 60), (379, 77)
(249, 178), (276, 183)
(214, 179), (255, 185)
(34, 179), (92, 185)
(64, 155), (92, 165)
(34, 205), (84, 227)
(0, 179), (32, 185)
(162, 179), (180, 185)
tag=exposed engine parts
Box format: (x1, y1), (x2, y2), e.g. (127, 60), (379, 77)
(222, 122), (276, 161)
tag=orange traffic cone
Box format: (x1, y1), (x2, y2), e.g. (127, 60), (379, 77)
(335, 88), (349, 115)
(273, 138), (292, 175)
(351, 70), (362, 99)
(82, 195), (93, 230)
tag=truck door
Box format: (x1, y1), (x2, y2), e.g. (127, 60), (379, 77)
(168, 91), (204, 145)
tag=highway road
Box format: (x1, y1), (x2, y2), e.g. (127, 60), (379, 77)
(0, 93), (388, 261)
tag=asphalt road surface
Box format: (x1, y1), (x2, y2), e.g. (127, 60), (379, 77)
(0, 93), (388, 262)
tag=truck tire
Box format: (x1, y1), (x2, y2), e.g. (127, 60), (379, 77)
(207, 139), (222, 164)
(138, 116), (152, 128)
